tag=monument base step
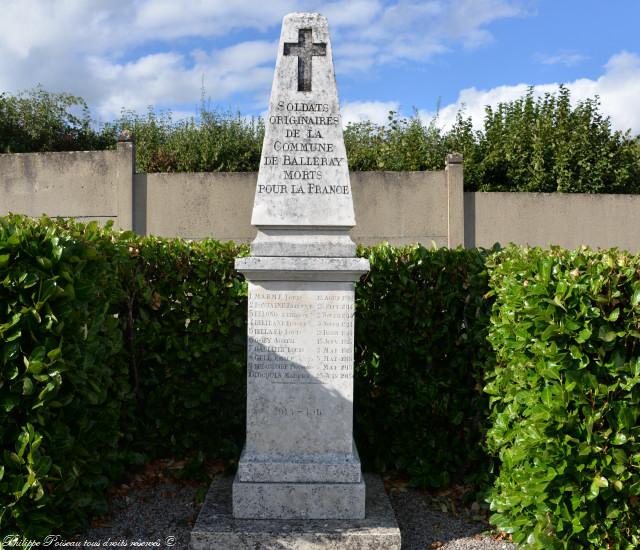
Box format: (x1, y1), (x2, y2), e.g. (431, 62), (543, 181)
(190, 473), (401, 549)
(236, 443), (363, 483)
(232, 477), (365, 519)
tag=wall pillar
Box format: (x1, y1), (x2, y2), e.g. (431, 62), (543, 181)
(445, 153), (464, 248)
(115, 138), (135, 231)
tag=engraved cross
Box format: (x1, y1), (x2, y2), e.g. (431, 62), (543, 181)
(283, 28), (326, 92)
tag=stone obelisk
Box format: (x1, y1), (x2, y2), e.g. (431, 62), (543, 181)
(232, 12), (369, 520)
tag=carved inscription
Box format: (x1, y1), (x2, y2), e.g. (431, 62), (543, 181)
(261, 100), (347, 197)
(257, 24), (350, 202)
(275, 406), (323, 417)
(247, 288), (354, 385)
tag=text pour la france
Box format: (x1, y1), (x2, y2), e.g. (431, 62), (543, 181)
(257, 183), (350, 195)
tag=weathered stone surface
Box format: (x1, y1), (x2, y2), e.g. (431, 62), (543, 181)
(251, 13), (354, 230)
(250, 228), (356, 257)
(236, 441), (363, 483)
(243, 281), (356, 454)
(235, 256), (369, 280)
(233, 276), (366, 519)
(233, 478), (365, 520)
(190, 474), (401, 549)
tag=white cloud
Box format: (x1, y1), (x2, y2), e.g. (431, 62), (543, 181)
(579, 51), (640, 134)
(319, 0), (382, 27)
(419, 51), (640, 134)
(88, 40), (277, 118)
(169, 109), (199, 122)
(133, 0), (298, 39)
(330, 0), (525, 67)
(3, 0), (635, 142)
(341, 100), (401, 126)
(535, 50), (587, 67)
(445, 0), (523, 47)
(0, 0), (526, 119)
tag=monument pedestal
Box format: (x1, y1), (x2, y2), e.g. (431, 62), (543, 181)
(232, 477), (366, 520)
(232, 256), (368, 520)
(191, 474), (401, 550)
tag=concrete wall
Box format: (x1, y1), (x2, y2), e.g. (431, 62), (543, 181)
(133, 165), (457, 247)
(0, 142), (134, 229)
(0, 144), (456, 245)
(3, 146), (640, 251)
(465, 192), (640, 252)
(350, 170), (448, 247)
(135, 172), (257, 241)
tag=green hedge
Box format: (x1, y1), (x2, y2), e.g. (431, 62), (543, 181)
(485, 247), (640, 548)
(0, 220), (252, 537)
(354, 244), (493, 486)
(0, 217), (132, 536)
(123, 237), (248, 459)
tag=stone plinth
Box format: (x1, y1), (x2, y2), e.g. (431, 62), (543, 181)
(233, 258), (368, 519)
(190, 474), (401, 550)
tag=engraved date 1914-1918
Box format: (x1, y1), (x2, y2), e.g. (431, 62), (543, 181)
(275, 406), (323, 417)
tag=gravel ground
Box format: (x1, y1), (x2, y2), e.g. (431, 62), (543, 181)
(77, 476), (515, 550)
(388, 490), (514, 550)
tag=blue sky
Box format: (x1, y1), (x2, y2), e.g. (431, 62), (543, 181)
(1, 0), (639, 133)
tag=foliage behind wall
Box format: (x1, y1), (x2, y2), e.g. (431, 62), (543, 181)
(2, 86), (639, 193)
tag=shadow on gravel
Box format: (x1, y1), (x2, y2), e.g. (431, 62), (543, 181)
(389, 488), (515, 550)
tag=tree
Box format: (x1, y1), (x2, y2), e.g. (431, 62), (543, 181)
(0, 86), (112, 153)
